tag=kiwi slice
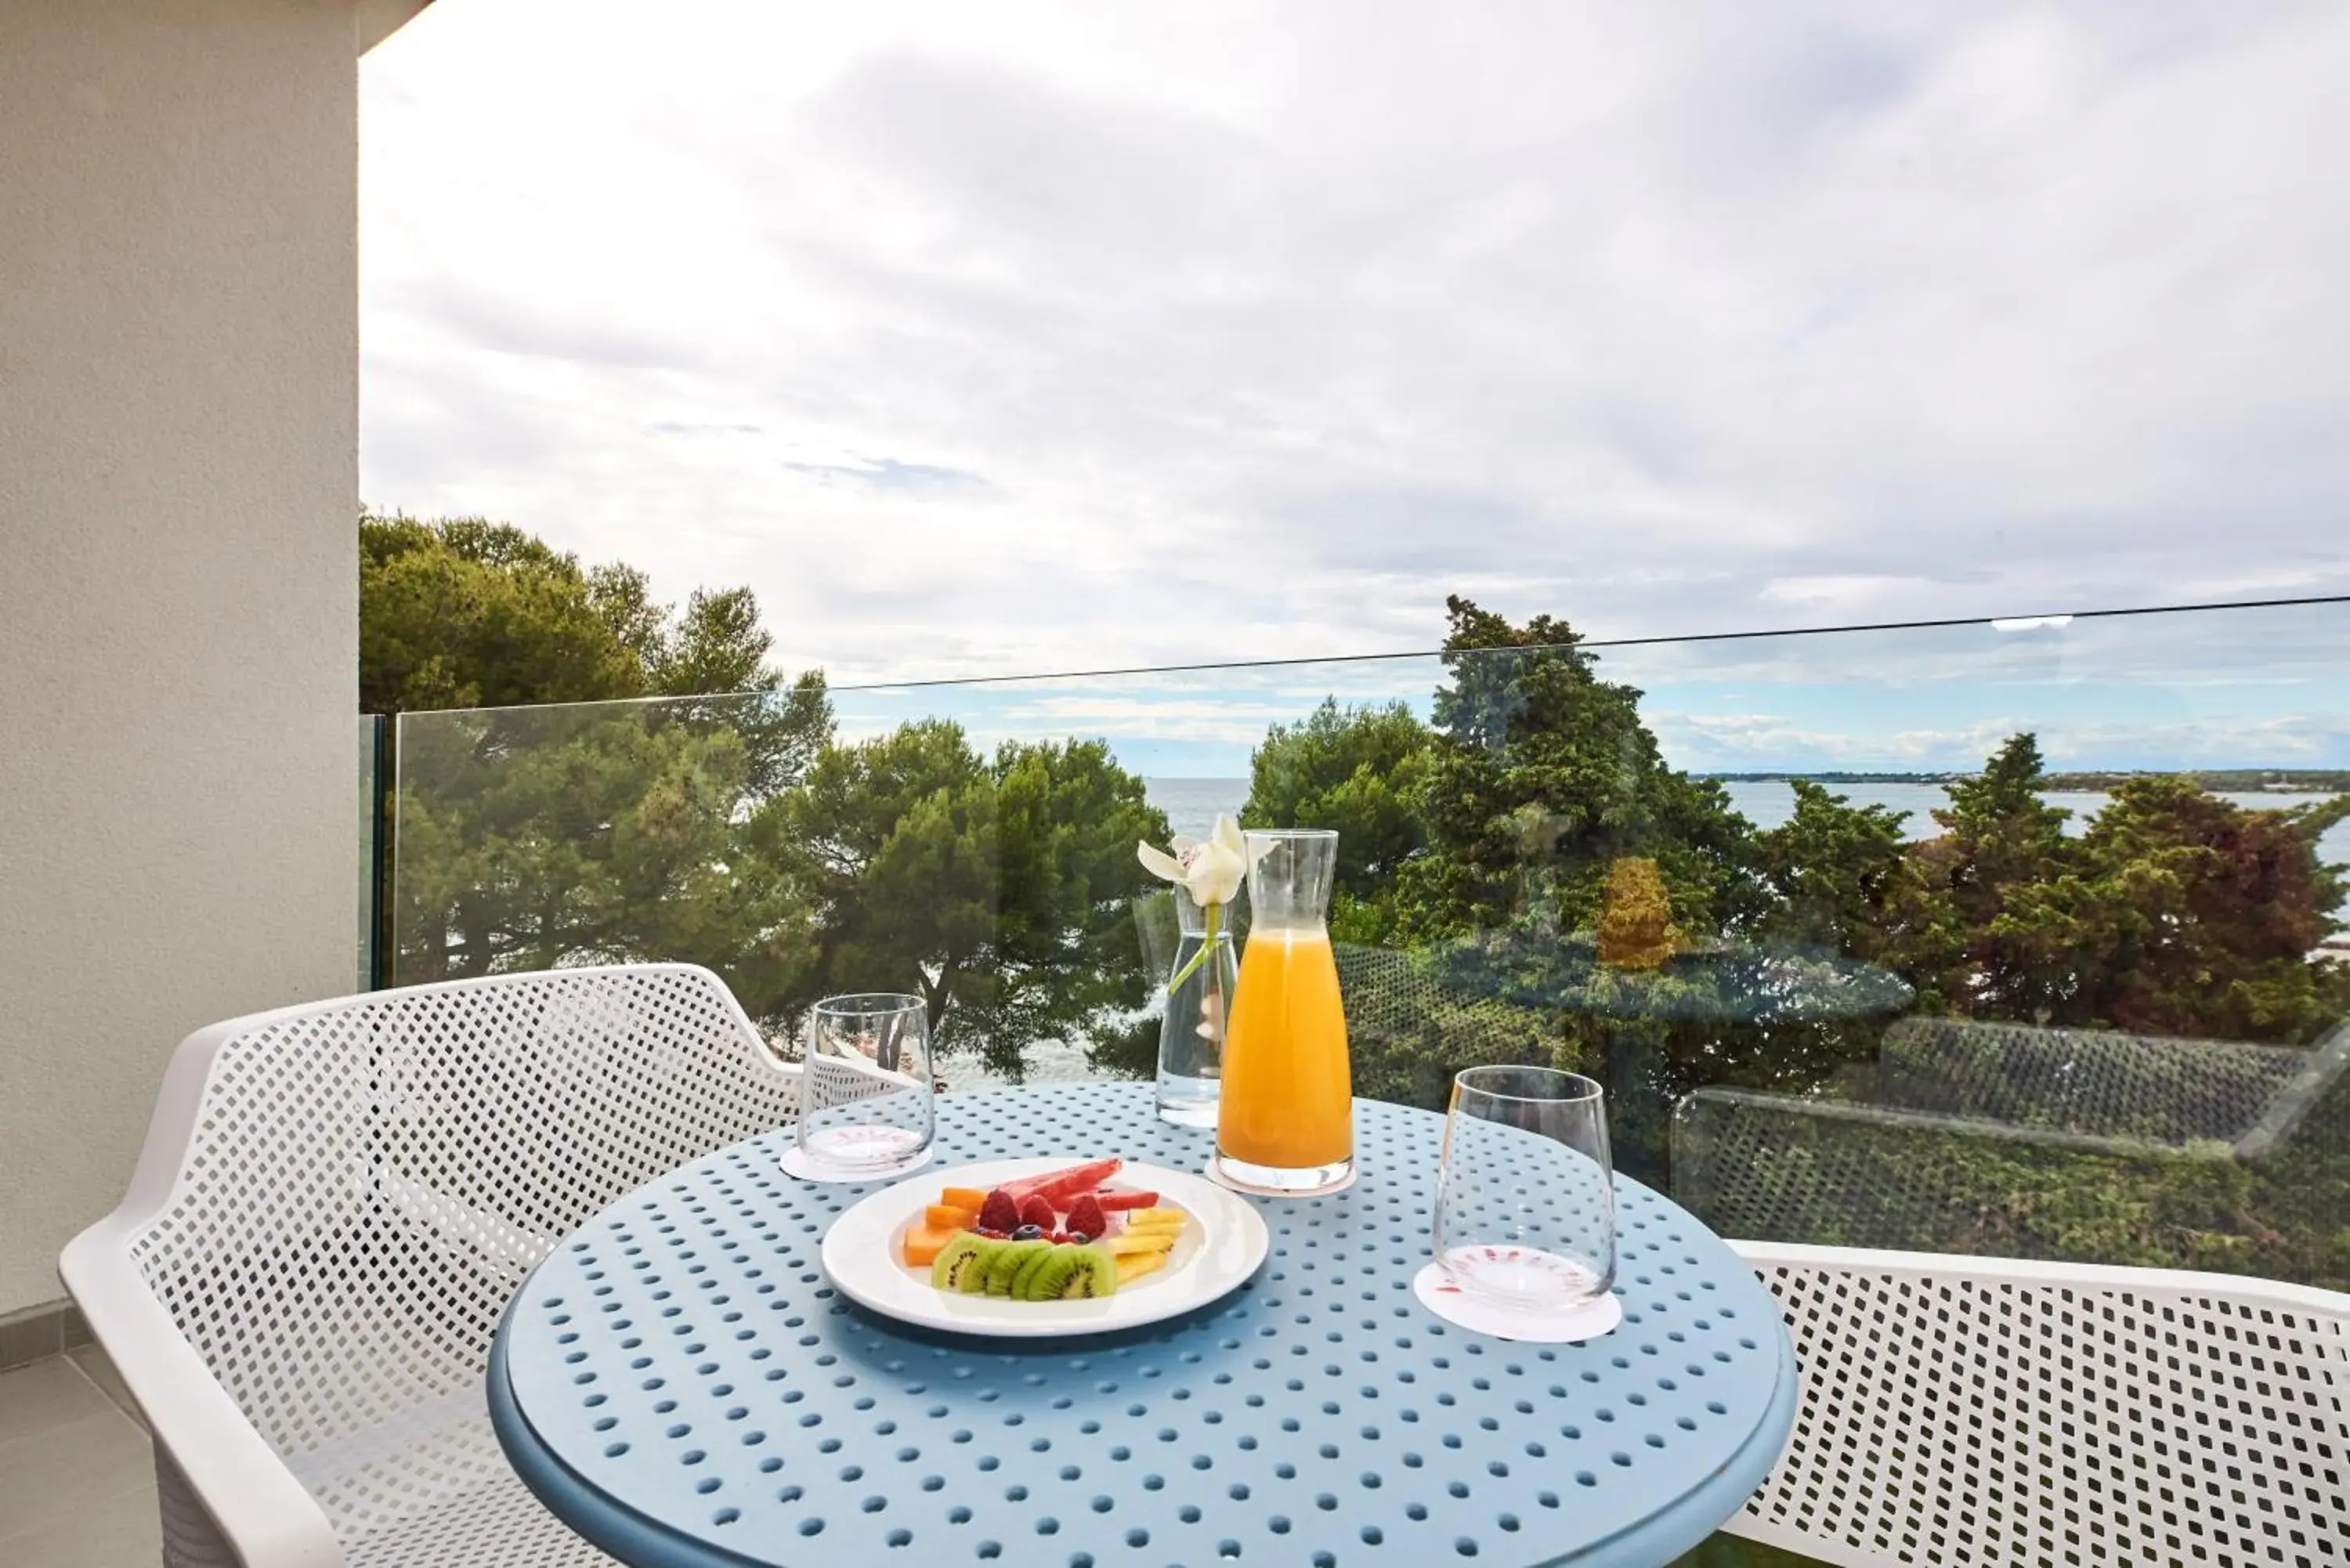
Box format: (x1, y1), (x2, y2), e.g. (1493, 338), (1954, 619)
(984, 1239), (1048, 1298)
(960, 1240), (1009, 1295)
(1060, 1246), (1119, 1299)
(1010, 1245), (1068, 1301)
(931, 1235), (996, 1294)
(1012, 1247), (1079, 1302)
(1018, 1245), (1119, 1300)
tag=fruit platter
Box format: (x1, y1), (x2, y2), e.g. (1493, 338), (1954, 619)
(819, 1156), (1271, 1337)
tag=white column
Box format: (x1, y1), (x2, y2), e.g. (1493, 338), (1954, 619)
(0, 0), (363, 1313)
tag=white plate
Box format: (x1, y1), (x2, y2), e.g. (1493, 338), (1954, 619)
(819, 1157), (1270, 1338)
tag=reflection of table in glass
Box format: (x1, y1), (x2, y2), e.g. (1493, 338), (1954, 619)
(490, 1082), (1796, 1568)
(1554, 947), (1915, 1027)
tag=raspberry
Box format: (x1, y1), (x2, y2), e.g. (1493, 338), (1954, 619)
(1065, 1194), (1108, 1241)
(1018, 1193), (1057, 1232)
(977, 1189), (1020, 1234)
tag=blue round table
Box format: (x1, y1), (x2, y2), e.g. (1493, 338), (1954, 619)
(490, 1082), (1796, 1567)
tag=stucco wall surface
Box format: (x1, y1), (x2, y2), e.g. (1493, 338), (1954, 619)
(0, 0), (361, 1313)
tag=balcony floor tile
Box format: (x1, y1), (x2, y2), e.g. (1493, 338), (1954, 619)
(0, 1356), (157, 1564)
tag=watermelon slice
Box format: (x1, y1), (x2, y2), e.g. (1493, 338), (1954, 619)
(997, 1158), (1124, 1207)
(1096, 1188), (1159, 1212)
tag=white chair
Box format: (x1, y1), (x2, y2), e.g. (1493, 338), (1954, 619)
(1726, 1242), (2350, 1567)
(60, 964), (801, 1568)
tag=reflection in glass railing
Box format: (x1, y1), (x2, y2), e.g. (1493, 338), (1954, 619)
(389, 598), (2350, 1288)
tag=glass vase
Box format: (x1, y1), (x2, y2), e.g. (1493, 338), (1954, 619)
(1156, 885), (1238, 1127)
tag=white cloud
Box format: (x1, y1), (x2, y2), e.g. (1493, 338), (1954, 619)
(361, 0), (2350, 685)
(992, 695), (1300, 748)
(1759, 576), (1942, 612)
(2034, 714), (2350, 764)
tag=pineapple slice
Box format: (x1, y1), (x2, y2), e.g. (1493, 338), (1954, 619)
(1104, 1229), (1177, 1257)
(1115, 1250), (1170, 1284)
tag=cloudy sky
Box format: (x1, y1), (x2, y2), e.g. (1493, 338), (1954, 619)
(361, 1), (2350, 768)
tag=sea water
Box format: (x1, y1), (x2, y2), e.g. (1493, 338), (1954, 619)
(1139, 779), (2350, 866)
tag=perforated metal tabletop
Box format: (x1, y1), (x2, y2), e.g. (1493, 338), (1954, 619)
(490, 1082), (1796, 1567)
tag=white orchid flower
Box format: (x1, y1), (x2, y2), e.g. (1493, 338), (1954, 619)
(1137, 815), (1264, 909)
(1138, 816), (1273, 994)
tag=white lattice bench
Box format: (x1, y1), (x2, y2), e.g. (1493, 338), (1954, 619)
(1726, 1243), (2350, 1567)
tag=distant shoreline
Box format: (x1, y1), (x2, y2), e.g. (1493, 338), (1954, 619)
(1697, 770), (2349, 793)
(1148, 771), (2349, 792)
(1141, 773), (2350, 871)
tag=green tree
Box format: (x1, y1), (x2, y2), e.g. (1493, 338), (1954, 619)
(389, 697), (826, 1005)
(1876, 738), (2348, 1042)
(1396, 596), (1763, 940)
(1243, 698), (1434, 940)
(2078, 778), (2348, 1040)
(366, 514), (642, 712)
(1320, 599), (1861, 1181)
(1877, 734), (2084, 1021)
(361, 511), (789, 713)
(1753, 780), (1911, 954)
(764, 721), (1172, 1078)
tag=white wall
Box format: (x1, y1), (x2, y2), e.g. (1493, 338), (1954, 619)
(0, 0), (363, 1313)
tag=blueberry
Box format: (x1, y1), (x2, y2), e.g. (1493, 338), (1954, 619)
(1011, 1224), (1044, 1241)
(1066, 1232), (1092, 1246)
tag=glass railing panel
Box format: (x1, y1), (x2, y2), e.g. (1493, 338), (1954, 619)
(359, 713), (386, 990)
(385, 599), (2350, 1286)
(389, 688), (1173, 1091)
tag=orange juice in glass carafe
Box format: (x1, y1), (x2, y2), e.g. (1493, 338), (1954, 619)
(1214, 829), (1354, 1195)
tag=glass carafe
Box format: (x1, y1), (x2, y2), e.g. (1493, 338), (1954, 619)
(1214, 829), (1353, 1194)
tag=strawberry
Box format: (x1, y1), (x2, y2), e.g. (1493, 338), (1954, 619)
(977, 1188), (1020, 1234)
(1065, 1194), (1108, 1241)
(1018, 1193), (1057, 1232)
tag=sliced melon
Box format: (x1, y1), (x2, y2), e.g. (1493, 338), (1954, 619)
(902, 1223), (966, 1268)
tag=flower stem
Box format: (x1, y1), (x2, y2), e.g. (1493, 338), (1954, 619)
(1166, 899), (1221, 994)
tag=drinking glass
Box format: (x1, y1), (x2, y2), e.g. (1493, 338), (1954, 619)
(797, 993), (934, 1172)
(1434, 1066), (1614, 1310)
(1215, 829), (1352, 1194)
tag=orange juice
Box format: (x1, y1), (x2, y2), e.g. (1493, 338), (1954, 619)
(1218, 930), (1352, 1171)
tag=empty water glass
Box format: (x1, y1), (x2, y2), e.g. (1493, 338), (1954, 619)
(797, 993), (934, 1172)
(1434, 1066), (1614, 1313)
